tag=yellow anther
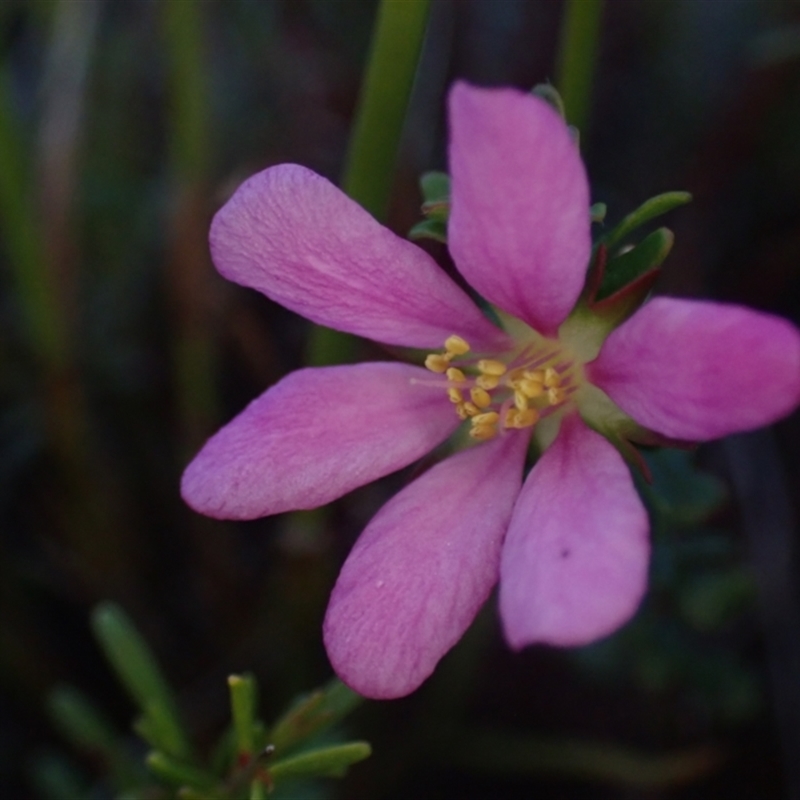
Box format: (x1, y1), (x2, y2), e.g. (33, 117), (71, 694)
(455, 403), (469, 420)
(507, 368), (524, 384)
(476, 374), (500, 390)
(514, 390), (529, 412)
(469, 423), (497, 441)
(463, 402), (480, 416)
(477, 359), (507, 376)
(548, 386), (566, 405)
(515, 407), (539, 428)
(425, 353), (450, 373)
(448, 387), (464, 404)
(519, 378), (545, 398)
(504, 407), (539, 429)
(445, 335), (470, 356)
(446, 367), (466, 383)
(544, 367), (561, 388)
(473, 411), (499, 426)
(523, 369), (544, 382)
(470, 387), (492, 409)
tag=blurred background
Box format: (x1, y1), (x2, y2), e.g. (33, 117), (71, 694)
(2, 0), (800, 797)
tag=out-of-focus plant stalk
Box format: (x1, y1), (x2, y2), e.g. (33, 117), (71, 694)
(555, 0), (603, 134)
(160, 0), (218, 458)
(306, 0), (431, 367)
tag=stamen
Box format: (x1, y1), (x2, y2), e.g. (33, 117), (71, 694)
(445, 335), (470, 356)
(446, 367), (466, 383)
(518, 378), (545, 399)
(425, 354), (450, 373)
(470, 387), (492, 409)
(469, 423), (497, 441)
(544, 367), (561, 388)
(473, 411), (499, 425)
(548, 387), (566, 405)
(476, 374), (500, 390)
(448, 388), (464, 404)
(463, 402), (480, 416)
(477, 359), (507, 376)
(455, 403), (469, 420)
(514, 390), (529, 412)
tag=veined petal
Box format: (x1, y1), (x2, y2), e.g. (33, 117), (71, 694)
(324, 431), (529, 699)
(181, 363), (458, 520)
(448, 83), (592, 336)
(589, 298), (800, 440)
(500, 415), (649, 648)
(210, 164), (508, 351)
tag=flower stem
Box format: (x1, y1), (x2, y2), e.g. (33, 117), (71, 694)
(307, 0), (431, 367)
(554, 0), (604, 134)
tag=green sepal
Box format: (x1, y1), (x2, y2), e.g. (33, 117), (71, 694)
(597, 227), (673, 301)
(91, 602), (193, 761)
(409, 217), (447, 243)
(145, 751), (218, 793)
(578, 383), (695, 483)
(419, 170), (450, 204)
(590, 202), (606, 223)
(600, 191), (691, 251)
(531, 82), (566, 119)
(412, 171), (450, 241)
(268, 679), (362, 756)
(269, 742), (372, 782)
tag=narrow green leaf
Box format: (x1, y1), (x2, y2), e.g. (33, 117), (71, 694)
(91, 602), (192, 760)
(602, 192), (691, 251)
(145, 751), (218, 792)
(597, 227), (673, 300)
(269, 679), (363, 756)
(270, 742), (371, 782)
(48, 685), (118, 753)
(228, 673), (259, 757)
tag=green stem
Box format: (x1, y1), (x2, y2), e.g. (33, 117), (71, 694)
(307, 0), (431, 367)
(554, 0), (604, 134)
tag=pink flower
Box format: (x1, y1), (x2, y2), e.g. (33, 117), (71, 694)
(181, 83), (800, 699)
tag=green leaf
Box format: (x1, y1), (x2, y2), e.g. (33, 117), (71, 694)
(590, 202), (607, 223)
(270, 742), (371, 782)
(48, 685), (118, 754)
(145, 751), (218, 793)
(601, 191), (691, 251)
(419, 170), (450, 203)
(597, 227), (673, 301)
(91, 602), (192, 760)
(228, 673), (259, 758)
(269, 679), (363, 756)
(409, 218), (447, 243)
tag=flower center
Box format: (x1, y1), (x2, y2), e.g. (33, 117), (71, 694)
(424, 334), (580, 441)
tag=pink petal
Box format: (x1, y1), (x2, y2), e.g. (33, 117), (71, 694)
(500, 414), (649, 648)
(181, 363), (459, 520)
(324, 431), (529, 699)
(589, 297), (800, 440)
(210, 164), (508, 351)
(448, 83), (592, 336)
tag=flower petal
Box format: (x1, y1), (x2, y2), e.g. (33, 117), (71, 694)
(210, 164), (508, 351)
(500, 415), (649, 648)
(324, 431), (529, 699)
(448, 82), (592, 336)
(589, 297), (800, 440)
(181, 363), (458, 520)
